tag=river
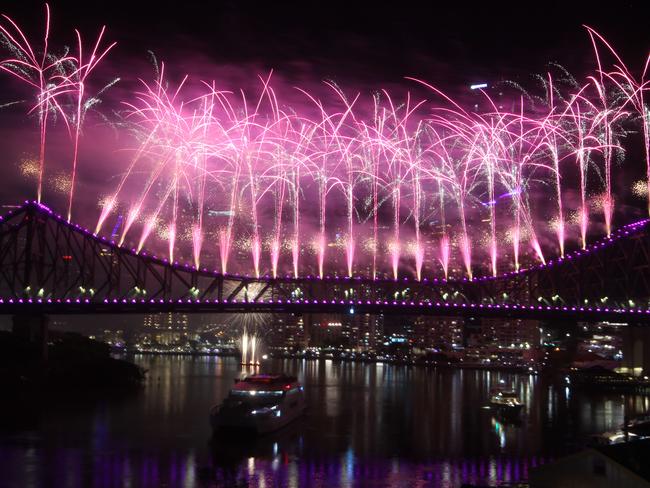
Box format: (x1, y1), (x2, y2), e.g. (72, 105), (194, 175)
(1, 354), (648, 487)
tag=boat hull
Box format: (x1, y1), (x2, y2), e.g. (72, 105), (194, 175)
(490, 402), (524, 416)
(211, 396), (306, 435)
(211, 406), (305, 435)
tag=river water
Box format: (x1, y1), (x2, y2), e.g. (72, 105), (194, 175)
(1, 355), (649, 487)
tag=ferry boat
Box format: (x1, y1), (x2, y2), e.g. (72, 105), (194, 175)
(489, 388), (524, 415)
(210, 374), (306, 434)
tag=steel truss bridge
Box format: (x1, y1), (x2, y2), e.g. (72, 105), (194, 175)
(1, 201), (650, 322)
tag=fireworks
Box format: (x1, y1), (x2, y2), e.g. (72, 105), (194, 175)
(65, 25), (116, 222)
(1, 9), (649, 281)
(19, 157), (39, 179)
(633, 180), (648, 199)
(96, 195), (113, 209)
(240, 330), (260, 367)
(50, 172), (71, 194)
(0, 3), (115, 216)
(0, 4), (70, 203)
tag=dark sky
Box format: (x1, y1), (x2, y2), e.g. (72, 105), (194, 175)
(3, 0), (649, 89)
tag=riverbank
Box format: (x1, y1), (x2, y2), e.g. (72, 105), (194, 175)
(130, 349), (536, 373)
(0, 330), (145, 396)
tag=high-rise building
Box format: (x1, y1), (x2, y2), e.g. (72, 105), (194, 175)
(268, 314), (307, 350)
(139, 313), (191, 347)
(413, 316), (463, 351)
(309, 317), (345, 347)
(344, 313), (384, 352)
(480, 318), (541, 350)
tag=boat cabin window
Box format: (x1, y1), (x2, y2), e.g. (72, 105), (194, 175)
(230, 390), (283, 398)
(499, 391), (518, 398)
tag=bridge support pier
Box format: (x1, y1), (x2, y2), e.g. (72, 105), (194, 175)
(621, 325), (650, 377)
(12, 314), (49, 361)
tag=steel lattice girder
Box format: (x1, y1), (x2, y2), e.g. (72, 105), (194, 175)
(1, 201), (650, 319)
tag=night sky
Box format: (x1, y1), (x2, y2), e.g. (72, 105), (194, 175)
(3, 0), (649, 88)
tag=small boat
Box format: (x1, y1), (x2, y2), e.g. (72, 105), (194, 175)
(590, 430), (638, 445)
(623, 414), (650, 436)
(489, 388), (524, 415)
(210, 374), (306, 434)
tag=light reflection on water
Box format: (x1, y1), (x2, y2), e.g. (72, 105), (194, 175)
(0, 354), (648, 487)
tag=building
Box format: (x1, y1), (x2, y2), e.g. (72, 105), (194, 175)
(461, 317), (541, 367)
(304, 313), (384, 352)
(196, 315), (239, 345)
(480, 318), (541, 350)
(309, 317), (345, 347)
(267, 314), (307, 350)
(340, 313), (383, 352)
(620, 326), (650, 377)
(138, 313), (191, 349)
(577, 322), (624, 360)
(412, 316), (463, 352)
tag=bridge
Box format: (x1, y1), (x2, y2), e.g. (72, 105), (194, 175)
(1, 200), (650, 322)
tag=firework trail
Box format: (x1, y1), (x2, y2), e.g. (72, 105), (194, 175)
(586, 26), (650, 216)
(0, 4), (74, 202)
(65, 26), (116, 222)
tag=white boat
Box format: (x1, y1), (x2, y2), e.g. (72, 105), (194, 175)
(489, 388), (524, 415)
(210, 374), (306, 434)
